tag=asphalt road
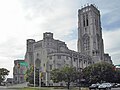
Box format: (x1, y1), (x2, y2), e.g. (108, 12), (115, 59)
(0, 86), (17, 90)
(0, 87), (120, 90)
(90, 88), (120, 90)
(111, 88), (120, 90)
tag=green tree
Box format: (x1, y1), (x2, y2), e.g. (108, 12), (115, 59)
(25, 66), (40, 86)
(50, 68), (62, 83)
(114, 69), (120, 83)
(83, 62), (115, 84)
(0, 68), (9, 85)
(25, 65), (34, 84)
(51, 66), (78, 89)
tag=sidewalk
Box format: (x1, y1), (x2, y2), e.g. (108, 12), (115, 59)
(6, 82), (28, 89)
(0, 86), (7, 89)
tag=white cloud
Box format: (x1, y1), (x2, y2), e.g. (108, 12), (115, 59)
(103, 28), (120, 65)
(66, 39), (77, 51)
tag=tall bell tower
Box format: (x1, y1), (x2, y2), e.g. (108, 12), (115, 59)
(77, 4), (104, 63)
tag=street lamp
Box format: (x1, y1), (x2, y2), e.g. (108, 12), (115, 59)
(34, 66), (36, 87)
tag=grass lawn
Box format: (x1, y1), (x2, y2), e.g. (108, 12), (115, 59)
(20, 87), (89, 90)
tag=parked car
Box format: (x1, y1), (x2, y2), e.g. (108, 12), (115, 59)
(115, 83), (120, 87)
(113, 83), (120, 88)
(89, 83), (100, 89)
(98, 83), (112, 90)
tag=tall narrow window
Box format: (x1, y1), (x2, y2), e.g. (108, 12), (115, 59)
(50, 65), (52, 70)
(86, 14), (89, 26)
(83, 15), (85, 27)
(97, 34), (100, 50)
(84, 20), (85, 27)
(83, 34), (90, 51)
(85, 27), (87, 32)
(95, 18), (99, 30)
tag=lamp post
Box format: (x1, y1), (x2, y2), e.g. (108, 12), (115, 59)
(39, 67), (41, 87)
(34, 60), (36, 87)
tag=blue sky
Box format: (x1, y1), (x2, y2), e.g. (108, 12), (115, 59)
(0, 0), (119, 77)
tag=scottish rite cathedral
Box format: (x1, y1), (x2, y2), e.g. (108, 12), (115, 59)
(13, 4), (112, 85)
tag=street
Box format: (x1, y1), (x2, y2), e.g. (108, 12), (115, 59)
(0, 86), (17, 90)
(0, 89), (17, 90)
(90, 88), (120, 90)
(0, 83), (27, 90)
(111, 88), (120, 90)
(0, 86), (120, 90)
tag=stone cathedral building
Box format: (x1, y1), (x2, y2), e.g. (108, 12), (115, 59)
(24, 4), (112, 86)
(78, 4), (104, 63)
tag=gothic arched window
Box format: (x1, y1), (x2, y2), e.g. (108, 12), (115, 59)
(35, 58), (41, 69)
(97, 34), (100, 50)
(83, 15), (85, 27)
(82, 34), (90, 51)
(86, 14), (89, 26)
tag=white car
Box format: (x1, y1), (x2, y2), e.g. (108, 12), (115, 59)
(98, 83), (112, 89)
(89, 83), (100, 89)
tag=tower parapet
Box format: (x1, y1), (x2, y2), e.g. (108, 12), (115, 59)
(27, 39), (35, 52)
(43, 32), (53, 39)
(79, 4), (99, 14)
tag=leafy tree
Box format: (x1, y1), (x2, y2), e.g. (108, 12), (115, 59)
(0, 68), (9, 85)
(51, 66), (79, 89)
(83, 62), (115, 84)
(25, 65), (34, 84)
(25, 66), (40, 86)
(114, 69), (120, 83)
(50, 68), (63, 83)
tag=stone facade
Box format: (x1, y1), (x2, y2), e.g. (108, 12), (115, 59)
(77, 4), (112, 64)
(24, 4), (112, 86)
(104, 53), (112, 64)
(25, 32), (93, 86)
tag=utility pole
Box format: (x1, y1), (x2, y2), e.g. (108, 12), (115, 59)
(34, 59), (35, 87)
(46, 71), (48, 86)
